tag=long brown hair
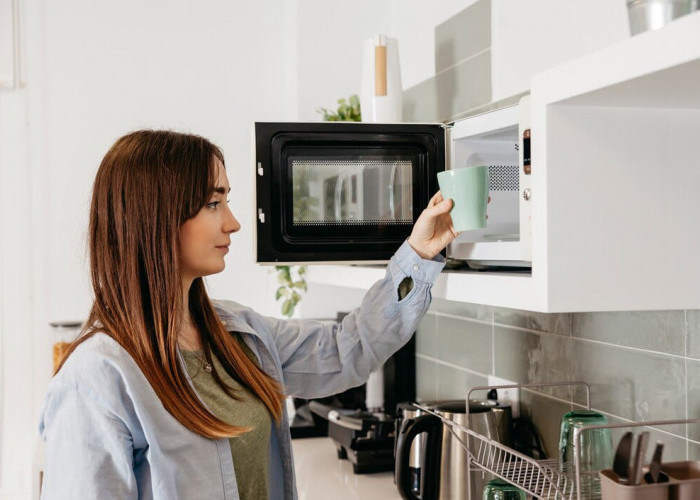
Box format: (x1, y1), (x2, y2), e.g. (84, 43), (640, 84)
(56, 130), (285, 438)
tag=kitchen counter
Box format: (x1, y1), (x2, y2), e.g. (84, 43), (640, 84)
(292, 437), (401, 500)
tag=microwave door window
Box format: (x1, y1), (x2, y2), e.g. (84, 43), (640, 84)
(290, 157), (414, 227)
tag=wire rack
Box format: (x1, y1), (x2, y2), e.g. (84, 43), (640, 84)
(415, 381), (589, 499)
(416, 381), (700, 500)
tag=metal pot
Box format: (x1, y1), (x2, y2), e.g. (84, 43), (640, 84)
(626, 0), (699, 36)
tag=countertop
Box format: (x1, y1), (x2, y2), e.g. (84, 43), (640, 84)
(292, 437), (401, 500)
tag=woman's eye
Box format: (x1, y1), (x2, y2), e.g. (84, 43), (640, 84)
(206, 201), (220, 209)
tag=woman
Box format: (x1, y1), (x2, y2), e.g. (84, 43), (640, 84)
(39, 130), (457, 499)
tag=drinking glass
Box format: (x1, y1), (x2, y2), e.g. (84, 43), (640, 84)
(558, 410), (613, 496)
(482, 478), (526, 500)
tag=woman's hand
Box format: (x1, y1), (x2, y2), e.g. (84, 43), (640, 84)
(407, 191), (458, 260)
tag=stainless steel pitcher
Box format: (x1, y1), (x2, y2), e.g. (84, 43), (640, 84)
(395, 401), (500, 499)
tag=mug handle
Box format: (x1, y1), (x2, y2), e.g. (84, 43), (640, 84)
(395, 414), (443, 500)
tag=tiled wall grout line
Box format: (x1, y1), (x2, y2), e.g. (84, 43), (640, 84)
(686, 355), (690, 459)
(430, 47), (491, 79)
(491, 322), (572, 340)
(685, 309), (690, 458)
(435, 310), (572, 339)
(416, 353), (489, 380)
(571, 335), (689, 361)
(433, 312), (439, 398)
(570, 401), (688, 441)
(569, 313), (574, 404)
(521, 386), (581, 409)
(491, 308), (495, 376)
(433, 311), (492, 327)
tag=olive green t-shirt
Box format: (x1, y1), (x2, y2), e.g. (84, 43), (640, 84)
(181, 335), (271, 500)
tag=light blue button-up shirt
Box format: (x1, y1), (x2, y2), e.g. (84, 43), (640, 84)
(39, 241), (445, 499)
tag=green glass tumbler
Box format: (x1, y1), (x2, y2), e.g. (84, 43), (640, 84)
(558, 410), (613, 496)
(482, 478), (526, 500)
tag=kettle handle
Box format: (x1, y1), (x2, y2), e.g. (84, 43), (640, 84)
(395, 414), (443, 500)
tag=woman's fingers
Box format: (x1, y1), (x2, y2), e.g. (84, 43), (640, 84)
(428, 190), (444, 206)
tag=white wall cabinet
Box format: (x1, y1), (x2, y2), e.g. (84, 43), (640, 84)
(307, 11), (700, 313)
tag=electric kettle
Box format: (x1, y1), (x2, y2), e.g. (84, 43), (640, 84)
(395, 401), (500, 500)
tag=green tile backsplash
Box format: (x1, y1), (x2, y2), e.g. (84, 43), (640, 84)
(415, 299), (700, 461)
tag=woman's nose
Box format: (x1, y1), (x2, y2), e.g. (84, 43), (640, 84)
(225, 208), (241, 234)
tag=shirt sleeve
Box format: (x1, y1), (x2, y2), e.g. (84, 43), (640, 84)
(39, 376), (138, 499)
(268, 240), (445, 398)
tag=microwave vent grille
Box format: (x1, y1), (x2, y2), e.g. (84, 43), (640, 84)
(488, 164), (519, 192)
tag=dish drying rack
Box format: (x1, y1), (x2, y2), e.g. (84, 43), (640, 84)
(413, 381), (700, 500)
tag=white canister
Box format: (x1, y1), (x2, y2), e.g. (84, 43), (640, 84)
(360, 34), (402, 123)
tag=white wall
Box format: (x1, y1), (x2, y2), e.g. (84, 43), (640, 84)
(295, 0), (391, 121)
(42, 0), (295, 324)
(3, 0), (298, 496)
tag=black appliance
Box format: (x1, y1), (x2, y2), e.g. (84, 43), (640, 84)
(307, 334), (416, 474)
(254, 122), (445, 263)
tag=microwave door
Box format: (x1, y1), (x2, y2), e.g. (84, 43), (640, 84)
(254, 121), (446, 263)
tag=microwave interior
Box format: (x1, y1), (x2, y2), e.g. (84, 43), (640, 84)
(448, 122), (529, 268)
(255, 122), (444, 263)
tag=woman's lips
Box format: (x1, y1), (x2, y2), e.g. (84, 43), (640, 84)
(216, 245), (230, 254)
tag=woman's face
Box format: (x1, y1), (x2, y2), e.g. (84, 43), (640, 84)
(178, 159), (240, 284)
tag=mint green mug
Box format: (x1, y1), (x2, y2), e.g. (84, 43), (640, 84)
(437, 166), (489, 232)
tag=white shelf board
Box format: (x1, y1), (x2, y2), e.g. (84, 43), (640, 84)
(306, 265), (545, 311)
(533, 10), (700, 108)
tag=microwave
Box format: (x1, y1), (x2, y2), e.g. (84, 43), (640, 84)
(254, 97), (531, 266)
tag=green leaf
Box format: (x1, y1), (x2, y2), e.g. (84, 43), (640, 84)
(291, 291), (301, 302)
(297, 265), (307, 276)
(282, 299), (294, 317)
(277, 266), (292, 284)
(293, 280), (307, 292)
(275, 287), (288, 300)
